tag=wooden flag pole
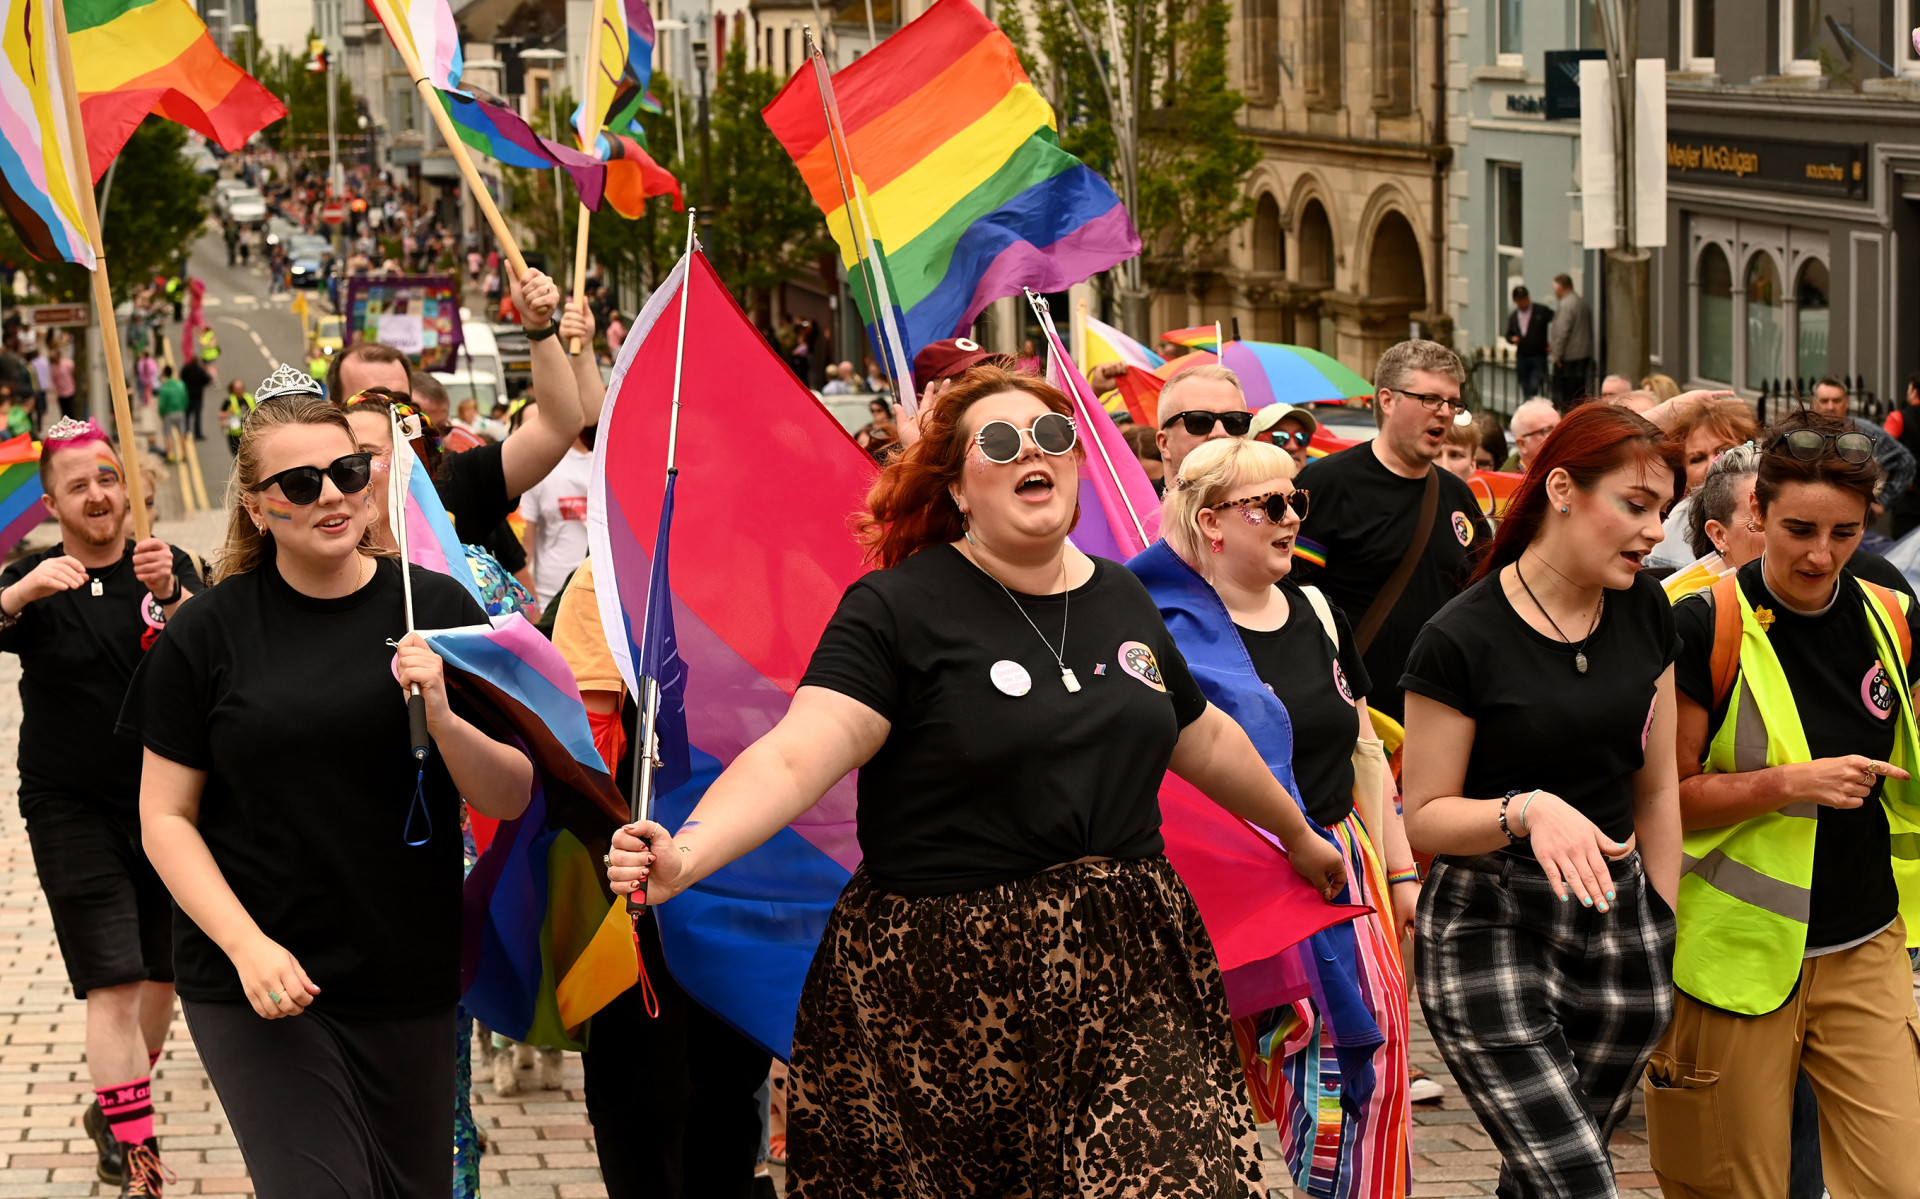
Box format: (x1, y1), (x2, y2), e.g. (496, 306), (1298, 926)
(49, 0), (149, 541)
(364, 0), (529, 279)
(567, 9), (610, 355)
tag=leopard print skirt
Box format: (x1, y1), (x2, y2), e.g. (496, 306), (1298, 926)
(786, 856), (1264, 1199)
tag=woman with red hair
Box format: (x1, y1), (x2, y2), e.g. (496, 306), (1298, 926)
(1399, 402), (1686, 1198)
(606, 366), (1347, 1197)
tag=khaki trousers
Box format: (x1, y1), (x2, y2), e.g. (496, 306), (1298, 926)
(1645, 921), (1920, 1198)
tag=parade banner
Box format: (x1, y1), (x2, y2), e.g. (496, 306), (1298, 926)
(342, 275), (464, 371)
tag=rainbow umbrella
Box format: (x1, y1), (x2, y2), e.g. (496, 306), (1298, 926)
(1219, 341), (1373, 409)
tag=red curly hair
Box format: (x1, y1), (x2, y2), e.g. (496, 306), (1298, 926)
(857, 366), (1083, 568)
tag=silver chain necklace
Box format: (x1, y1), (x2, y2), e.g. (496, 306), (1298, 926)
(975, 548), (1081, 693)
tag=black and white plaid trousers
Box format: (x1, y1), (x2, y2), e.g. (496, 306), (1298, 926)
(1415, 850), (1676, 1199)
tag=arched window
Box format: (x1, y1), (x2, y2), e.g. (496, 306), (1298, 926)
(1253, 194), (1284, 273)
(1745, 251), (1782, 392)
(1368, 211), (1425, 301)
(1297, 200), (1333, 286)
(1697, 244), (1732, 384)
(1795, 258), (1830, 384)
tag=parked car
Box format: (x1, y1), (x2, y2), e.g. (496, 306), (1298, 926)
(219, 187), (267, 226)
(263, 216), (303, 248)
(430, 368), (500, 415)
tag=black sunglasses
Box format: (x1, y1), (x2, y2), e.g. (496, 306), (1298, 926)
(974, 413), (1077, 463)
(1163, 409), (1254, 437)
(1214, 489), (1309, 524)
(250, 452), (375, 505)
(1773, 429), (1874, 465)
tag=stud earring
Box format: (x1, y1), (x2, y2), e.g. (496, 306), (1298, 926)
(1746, 518), (1761, 532)
(1560, 505), (1569, 514)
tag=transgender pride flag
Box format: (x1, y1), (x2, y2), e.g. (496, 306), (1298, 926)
(391, 428), (484, 609)
(587, 248), (877, 1060)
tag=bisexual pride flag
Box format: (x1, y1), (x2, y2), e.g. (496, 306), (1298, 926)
(587, 248), (878, 1060)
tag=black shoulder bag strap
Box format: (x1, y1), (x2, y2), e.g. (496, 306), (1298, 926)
(1353, 466), (1440, 657)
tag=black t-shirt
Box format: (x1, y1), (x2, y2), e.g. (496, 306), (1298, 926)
(483, 519), (527, 574)
(798, 544), (1210, 896)
(118, 554), (491, 1015)
(0, 541), (202, 813)
(1236, 580), (1372, 826)
(1292, 446), (1492, 722)
(1401, 569), (1678, 850)
(1673, 561), (1920, 948)
(434, 441), (513, 548)
(179, 360), (210, 402)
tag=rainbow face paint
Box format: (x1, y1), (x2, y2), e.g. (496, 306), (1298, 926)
(94, 455), (121, 485)
(263, 496), (295, 522)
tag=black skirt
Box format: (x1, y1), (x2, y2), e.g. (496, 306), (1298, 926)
(183, 999), (456, 1199)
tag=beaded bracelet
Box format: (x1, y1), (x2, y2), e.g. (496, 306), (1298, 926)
(1385, 867), (1420, 887)
(1499, 791), (1519, 842)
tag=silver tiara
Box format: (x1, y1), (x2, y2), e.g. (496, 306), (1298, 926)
(43, 416), (100, 443)
(254, 363), (324, 402)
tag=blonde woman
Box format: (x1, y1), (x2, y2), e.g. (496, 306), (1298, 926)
(121, 393), (532, 1197)
(1129, 436), (1416, 1199)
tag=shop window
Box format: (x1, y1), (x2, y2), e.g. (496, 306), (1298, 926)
(1494, 164), (1523, 303)
(1796, 258), (1830, 383)
(1496, 0), (1521, 63)
(1371, 0), (1413, 115)
(1697, 244), (1733, 384)
(1680, 0), (1714, 71)
(1745, 251), (1783, 392)
(1243, 0), (1279, 103)
(1901, 0), (1920, 77)
(1305, 0), (1343, 110)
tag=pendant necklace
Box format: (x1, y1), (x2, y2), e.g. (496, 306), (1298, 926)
(975, 548), (1080, 693)
(1515, 560), (1603, 674)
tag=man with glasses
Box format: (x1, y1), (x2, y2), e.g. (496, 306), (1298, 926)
(1155, 365), (1252, 477)
(1290, 339), (1491, 728)
(1502, 398), (1561, 472)
(1809, 376), (1913, 521)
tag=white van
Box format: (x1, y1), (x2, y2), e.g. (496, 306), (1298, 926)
(454, 313), (503, 391)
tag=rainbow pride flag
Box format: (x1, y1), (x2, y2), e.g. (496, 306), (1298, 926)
(69, 0), (286, 182)
(762, 0), (1140, 365)
(440, 90), (607, 211)
(1162, 325), (1223, 352)
(431, 616), (635, 1047)
(0, 434), (44, 558)
(576, 0), (655, 142)
(588, 249), (876, 1059)
(0, 0), (96, 266)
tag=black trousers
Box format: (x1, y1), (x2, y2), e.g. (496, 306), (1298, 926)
(582, 914), (771, 1199)
(184, 999), (455, 1199)
(1553, 358), (1594, 410)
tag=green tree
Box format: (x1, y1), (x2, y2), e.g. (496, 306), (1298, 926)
(254, 31), (357, 165)
(0, 116), (213, 304)
(1001, 0), (1258, 330)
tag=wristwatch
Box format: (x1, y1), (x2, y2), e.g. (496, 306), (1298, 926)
(525, 318), (562, 342)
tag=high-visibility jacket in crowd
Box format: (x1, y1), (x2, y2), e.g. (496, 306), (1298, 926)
(1676, 572), (1920, 1015)
(198, 327), (220, 363)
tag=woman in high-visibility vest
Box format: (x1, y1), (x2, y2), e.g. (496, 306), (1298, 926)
(1400, 403), (1685, 1199)
(1648, 409), (1920, 1198)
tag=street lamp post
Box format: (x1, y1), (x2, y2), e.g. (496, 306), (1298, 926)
(519, 46), (569, 268)
(692, 37), (712, 231)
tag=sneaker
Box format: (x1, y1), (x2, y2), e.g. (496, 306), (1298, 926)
(539, 1047), (564, 1091)
(1409, 1066), (1445, 1104)
(121, 1141), (176, 1197)
(82, 1100), (126, 1184)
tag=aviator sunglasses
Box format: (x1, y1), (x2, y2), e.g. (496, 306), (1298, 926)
(1162, 409), (1254, 437)
(249, 452), (375, 505)
(974, 412), (1078, 463)
(1214, 489), (1310, 523)
(1772, 429), (1874, 465)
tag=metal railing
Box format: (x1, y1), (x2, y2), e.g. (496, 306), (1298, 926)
(1750, 376), (1887, 425)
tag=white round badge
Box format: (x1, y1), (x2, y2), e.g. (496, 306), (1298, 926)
(990, 659), (1033, 697)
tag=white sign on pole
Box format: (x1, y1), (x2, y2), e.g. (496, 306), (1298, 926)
(1579, 59), (1616, 251)
(1635, 58), (1668, 249)
(377, 313), (425, 354)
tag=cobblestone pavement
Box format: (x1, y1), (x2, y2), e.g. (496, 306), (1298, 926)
(0, 508), (1657, 1198)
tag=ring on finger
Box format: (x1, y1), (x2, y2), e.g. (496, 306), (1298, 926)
(268, 990), (282, 1005)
